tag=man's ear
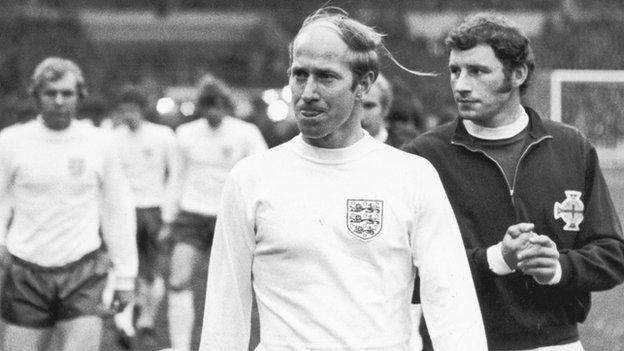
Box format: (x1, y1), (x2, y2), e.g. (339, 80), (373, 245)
(356, 71), (375, 97)
(511, 64), (528, 88)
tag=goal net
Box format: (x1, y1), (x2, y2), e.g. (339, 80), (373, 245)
(550, 70), (624, 168)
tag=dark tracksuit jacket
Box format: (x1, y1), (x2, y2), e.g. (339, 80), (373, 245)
(404, 107), (624, 350)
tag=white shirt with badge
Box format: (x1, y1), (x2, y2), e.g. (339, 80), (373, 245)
(200, 133), (487, 351)
(165, 116), (267, 220)
(114, 121), (179, 213)
(0, 118), (137, 290)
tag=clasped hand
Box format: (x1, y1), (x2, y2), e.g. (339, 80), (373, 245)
(501, 223), (560, 284)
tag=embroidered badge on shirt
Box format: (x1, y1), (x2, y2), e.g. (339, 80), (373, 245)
(554, 190), (584, 231)
(68, 157), (86, 177)
(347, 199), (383, 241)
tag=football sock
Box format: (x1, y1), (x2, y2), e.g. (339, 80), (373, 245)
(137, 276), (165, 329)
(168, 289), (194, 351)
(115, 300), (136, 337)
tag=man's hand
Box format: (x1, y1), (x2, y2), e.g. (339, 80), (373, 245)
(112, 290), (135, 313)
(0, 245), (11, 270)
(517, 234), (560, 284)
(501, 223), (536, 270)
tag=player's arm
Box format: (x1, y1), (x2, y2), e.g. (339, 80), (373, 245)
(412, 161), (487, 351)
(100, 136), (138, 294)
(525, 144), (624, 291)
(199, 173), (255, 351)
(0, 134), (14, 267)
(403, 139), (528, 282)
(160, 129), (189, 242)
(161, 128), (183, 224)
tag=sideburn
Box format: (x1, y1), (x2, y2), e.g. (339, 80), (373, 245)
(496, 71), (514, 94)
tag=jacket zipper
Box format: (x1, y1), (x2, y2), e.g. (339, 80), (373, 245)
(454, 134), (553, 336)
(509, 136), (552, 197)
(451, 136), (552, 203)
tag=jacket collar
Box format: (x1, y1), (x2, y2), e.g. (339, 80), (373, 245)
(451, 106), (551, 147)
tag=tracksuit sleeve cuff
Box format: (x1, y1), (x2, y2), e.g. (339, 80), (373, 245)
(487, 242), (515, 275)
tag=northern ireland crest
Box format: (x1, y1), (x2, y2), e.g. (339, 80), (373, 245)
(554, 190), (584, 231)
(347, 199), (383, 241)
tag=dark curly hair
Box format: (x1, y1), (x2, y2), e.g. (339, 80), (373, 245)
(445, 13), (535, 94)
(195, 73), (235, 114)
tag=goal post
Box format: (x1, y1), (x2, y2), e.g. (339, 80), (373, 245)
(550, 69), (624, 122)
(549, 70), (624, 168)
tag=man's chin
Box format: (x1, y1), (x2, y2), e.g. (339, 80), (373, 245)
(457, 110), (477, 120)
(43, 115), (72, 130)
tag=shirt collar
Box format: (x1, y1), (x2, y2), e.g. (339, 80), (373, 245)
(462, 106), (529, 140)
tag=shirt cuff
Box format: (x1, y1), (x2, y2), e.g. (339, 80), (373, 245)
(536, 260), (562, 285)
(487, 242), (515, 275)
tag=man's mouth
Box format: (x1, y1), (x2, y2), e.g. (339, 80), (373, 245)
(299, 109), (324, 118)
(457, 99), (477, 104)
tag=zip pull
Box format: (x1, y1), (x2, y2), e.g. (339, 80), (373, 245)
(510, 188), (514, 197)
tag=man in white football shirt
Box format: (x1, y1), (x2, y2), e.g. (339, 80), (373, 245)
(112, 86), (179, 345)
(162, 73), (267, 351)
(0, 57), (137, 351)
(200, 8), (486, 351)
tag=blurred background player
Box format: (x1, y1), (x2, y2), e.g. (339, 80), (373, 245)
(111, 86), (179, 347)
(0, 57), (137, 351)
(384, 78), (426, 148)
(360, 72), (393, 142)
(161, 73), (267, 351)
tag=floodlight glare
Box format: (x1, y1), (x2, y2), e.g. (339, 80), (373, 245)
(180, 101), (195, 116)
(262, 89), (279, 104)
(267, 100), (289, 122)
(281, 86), (292, 103)
(156, 97), (176, 115)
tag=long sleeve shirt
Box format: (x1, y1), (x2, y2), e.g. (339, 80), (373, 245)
(114, 121), (179, 218)
(163, 117), (267, 220)
(0, 118), (138, 290)
(200, 133), (486, 351)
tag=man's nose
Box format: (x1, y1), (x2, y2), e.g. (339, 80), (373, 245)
(453, 71), (472, 93)
(54, 93), (65, 105)
(301, 77), (319, 102)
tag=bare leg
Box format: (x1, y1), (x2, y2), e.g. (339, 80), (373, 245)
(3, 324), (52, 351)
(55, 315), (103, 351)
(167, 242), (201, 351)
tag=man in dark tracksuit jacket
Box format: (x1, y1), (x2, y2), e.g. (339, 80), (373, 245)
(406, 106), (624, 349)
(405, 13), (624, 350)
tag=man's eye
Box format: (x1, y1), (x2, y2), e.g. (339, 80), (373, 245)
(362, 102), (376, 109)
(292, 70), (307, 80)
(61, 90), (76, 97)
(470, 68), (484, 75)
(449, 68), (460, 77)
